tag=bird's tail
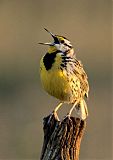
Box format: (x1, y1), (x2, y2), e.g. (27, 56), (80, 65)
(74, 99), (88, 120)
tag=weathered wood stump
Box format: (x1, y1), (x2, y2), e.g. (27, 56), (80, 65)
(40, 112), (86, 160)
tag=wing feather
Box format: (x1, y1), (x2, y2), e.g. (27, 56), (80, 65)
(71, 59), (89, 98)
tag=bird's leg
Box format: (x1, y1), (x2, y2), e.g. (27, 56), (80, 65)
(47, 102), (63, 124)
(54, 102), (63, 113)
(68, 99), (88, 120)
(67, 101), (78, 117)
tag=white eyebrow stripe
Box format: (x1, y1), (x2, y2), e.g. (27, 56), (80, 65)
(64, 43), (72, 48)
(64, 39), (72, 46)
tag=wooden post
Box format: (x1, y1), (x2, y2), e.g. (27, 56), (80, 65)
(40, 112), (86, 160)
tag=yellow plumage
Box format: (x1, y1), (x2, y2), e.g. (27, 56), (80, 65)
(40, 52), (70, 102)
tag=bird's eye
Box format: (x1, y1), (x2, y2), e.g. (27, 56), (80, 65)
(61, 40), (64, 43)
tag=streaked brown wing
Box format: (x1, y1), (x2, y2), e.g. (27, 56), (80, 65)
(72, 59), (89, 98)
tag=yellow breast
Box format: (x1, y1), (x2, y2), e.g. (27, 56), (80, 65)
(40, 55), (72, 102)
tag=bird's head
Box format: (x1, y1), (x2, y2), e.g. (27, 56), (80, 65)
(39, 28), (74, 57)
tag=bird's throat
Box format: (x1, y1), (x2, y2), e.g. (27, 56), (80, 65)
(43, 51), (59, 71)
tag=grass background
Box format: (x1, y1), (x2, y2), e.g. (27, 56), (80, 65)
(0, 0), (112, 159)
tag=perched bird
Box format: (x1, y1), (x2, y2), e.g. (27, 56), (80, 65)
(39, 28), (89, 120)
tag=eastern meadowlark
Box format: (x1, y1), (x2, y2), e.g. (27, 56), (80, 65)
(39, 28), (89, 120)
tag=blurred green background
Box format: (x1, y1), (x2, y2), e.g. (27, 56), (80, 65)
(0, 0), (112, 160)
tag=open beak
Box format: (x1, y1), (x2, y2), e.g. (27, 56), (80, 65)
(38, 28), (59, 45)
(38, 42), (52, 45)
